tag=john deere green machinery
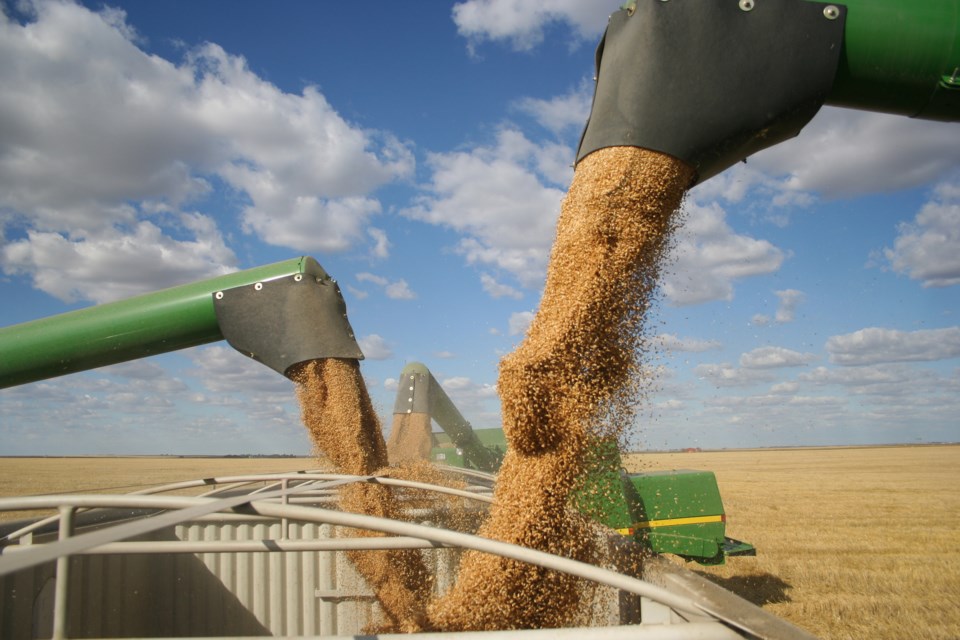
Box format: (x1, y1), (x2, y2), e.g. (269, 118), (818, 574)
(579, 0), (959, 184)
(1, 1), (958, 636)
(0, 256), (363, 389)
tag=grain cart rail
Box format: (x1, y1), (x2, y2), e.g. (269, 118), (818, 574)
(0, 471), (812, 640)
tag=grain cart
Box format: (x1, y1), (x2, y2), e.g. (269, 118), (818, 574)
(1, 0), (959, 637)
(0, 258), (803, 639)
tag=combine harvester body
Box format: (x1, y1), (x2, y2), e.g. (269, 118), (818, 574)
(1, 0), (958, 637)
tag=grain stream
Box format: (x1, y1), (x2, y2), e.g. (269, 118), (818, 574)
(290, 358), (432, 633)
(428, 146), (693, 630)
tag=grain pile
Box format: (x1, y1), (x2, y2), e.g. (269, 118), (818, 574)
(427, 146), (693, 630)
(289, 358), (432, 632)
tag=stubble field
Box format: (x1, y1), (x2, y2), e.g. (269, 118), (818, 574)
(624, 444), (960, 640)
(1, 444), (957, 639)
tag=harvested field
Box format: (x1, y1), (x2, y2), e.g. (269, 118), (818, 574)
(623, 444), (960, 640)
(1, 444), (957, 639)
(0, 456), (319, 523)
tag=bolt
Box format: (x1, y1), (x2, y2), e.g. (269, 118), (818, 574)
(739, 0), (754, 11)
(823, 5), (839, 19)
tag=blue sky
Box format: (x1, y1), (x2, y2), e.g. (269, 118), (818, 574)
(1, 0), (958, 455)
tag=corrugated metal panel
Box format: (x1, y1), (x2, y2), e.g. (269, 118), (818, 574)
(1, 512), (628, 638)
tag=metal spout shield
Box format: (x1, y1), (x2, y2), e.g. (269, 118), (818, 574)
(576, 0), (846, 185)
(213, 271), (363, 378)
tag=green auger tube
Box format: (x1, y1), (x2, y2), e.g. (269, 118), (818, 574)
(0, 257), (363, 389)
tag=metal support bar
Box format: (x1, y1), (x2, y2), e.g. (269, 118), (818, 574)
(52, 506), (74, 640)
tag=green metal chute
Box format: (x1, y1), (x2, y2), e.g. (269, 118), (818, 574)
(583, 0), (958, 185)
(388, 362), (502, 473)
(0, 256), (363, 389)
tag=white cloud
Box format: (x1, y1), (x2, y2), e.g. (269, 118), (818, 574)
(384, 279), (416, 300)
(884, 183), (960, 288)
(401, 128), (566, 288)
(189, 345), (293, 395)
(508, 310), (535, 336)
(739, 346), (816, 369)
(749, 107), (960, 200)
(368, 227), (391, 259)
(451, 0), (616, 51)
(0, 1), (410, 302)
(356, 272), (417, 300)
(662, 201), (785, 306)
(826, 326), (960, 366)
(514, 81), (593, 135)
(481, 273), (523, 299)
(358, 334), (393, 360)
(1, 213), (236, 303)
(774, 289), (805, 323)
(656, 333), (722, 353)
(694, 362), (775, 388)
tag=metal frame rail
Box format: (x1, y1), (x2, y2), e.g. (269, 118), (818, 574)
(0, 472), (745, 640)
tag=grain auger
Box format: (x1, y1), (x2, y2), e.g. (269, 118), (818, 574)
(578, 0), (959, 185)
(0, 256), (363, 389)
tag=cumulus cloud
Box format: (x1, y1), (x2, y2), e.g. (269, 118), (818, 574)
(480, 273), (523, 299)
(188, 345), (293, 395)
(1, 213), (235, 303)
(774, 289), (805, 323)
(401, 128), (567, 288)
(750, 107), (960, 200)
(826, 326), (960, 366)
(884, 182), (960, 287)
(656, 333), (722, 353)
(356, 272), (417, 300)
(662, 201), (785, 306)
(739, 346), (816, 369)
(0, 1), (410, 302)
(358, 334), (393, 360)
(368, 227), (391, 259)
(694, 362), (775, 388)
(451, 0), (616, 51)
(508, 310), (535, 336)
(514, 81), (593, 136)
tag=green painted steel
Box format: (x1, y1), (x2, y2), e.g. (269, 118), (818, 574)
(630, 470), (729, 565)
(821, 0), (959, 120)
(397, 362), (502, 472)
(0, 257), (324, 389)
(573, 438), (636, 531)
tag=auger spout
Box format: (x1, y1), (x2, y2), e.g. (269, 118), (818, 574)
(0, 257), (363, 389)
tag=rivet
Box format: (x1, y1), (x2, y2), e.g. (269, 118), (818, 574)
(739, 0), (754, 10)
(215, 291), (224, 300)
(254, 282), (263, 291)
(294, 274), (303, 282)
(823, 5), (839, 19)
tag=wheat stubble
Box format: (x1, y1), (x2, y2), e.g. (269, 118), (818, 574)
(427, 147), (693, 630)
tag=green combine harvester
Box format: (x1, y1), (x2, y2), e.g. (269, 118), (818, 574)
(1, 1), (957, 637)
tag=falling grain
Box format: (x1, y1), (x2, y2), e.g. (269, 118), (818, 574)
(428, 146), (693, 630)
